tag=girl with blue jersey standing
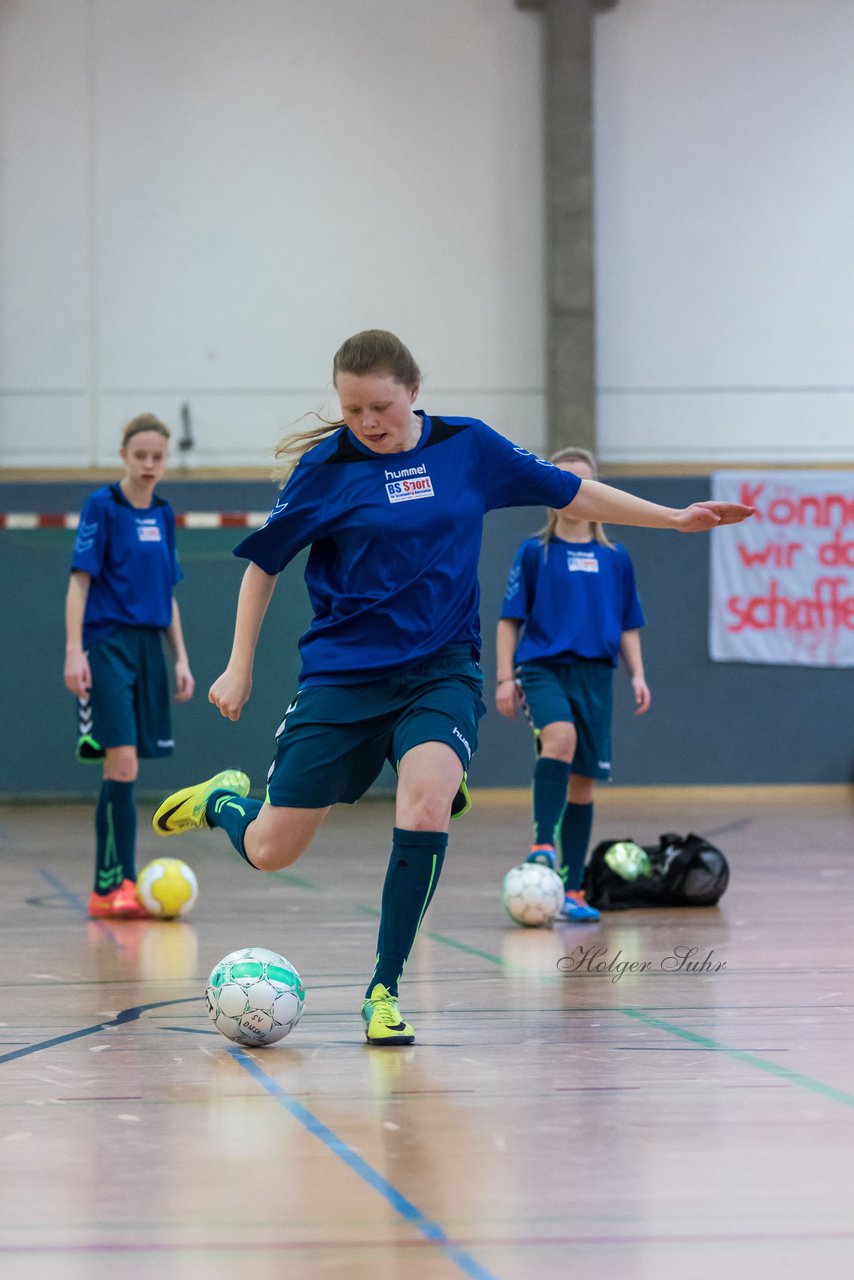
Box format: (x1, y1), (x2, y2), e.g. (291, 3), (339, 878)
(152, 330), (753, 1045)
(497, 447), (650, 922)
(64, 414), (195, 918)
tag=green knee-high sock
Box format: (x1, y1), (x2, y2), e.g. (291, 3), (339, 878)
(532, 757), (570, 846)
(94, 780), (136, 893)
(206, 789), (263, 866)
(558, 801), (594, 892)
(366, 828), (448, 999)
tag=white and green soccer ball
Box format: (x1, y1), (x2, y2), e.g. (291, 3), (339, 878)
(205, 947), (305, 1046)
(501, 863), (565, 927)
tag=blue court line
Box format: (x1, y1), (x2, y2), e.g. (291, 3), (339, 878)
(0, 998), (197, 1066)
(230, 1048), (497, 1280)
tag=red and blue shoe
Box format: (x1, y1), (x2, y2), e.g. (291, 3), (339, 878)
(526, 844), (556, 870)
(560, 890), (601, 923)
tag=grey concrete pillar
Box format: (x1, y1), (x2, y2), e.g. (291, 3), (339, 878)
(519, 0), (607, 455)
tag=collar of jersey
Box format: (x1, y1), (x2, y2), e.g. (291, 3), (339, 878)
(344, 410), (432, 460)
(109, 482), (157, 513)
(550, 534), (596, 548)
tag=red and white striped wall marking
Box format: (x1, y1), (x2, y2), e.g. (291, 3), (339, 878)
(0, 512), (269, 530)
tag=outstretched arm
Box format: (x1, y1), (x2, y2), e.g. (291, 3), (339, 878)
(568, 479), (755, 531)
(209, 562), (278, 721)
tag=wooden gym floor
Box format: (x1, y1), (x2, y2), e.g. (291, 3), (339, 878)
(1, 788), (853, 1280)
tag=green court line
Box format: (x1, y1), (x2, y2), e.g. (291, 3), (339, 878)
(244, 868), (854, 1108)
(619, 1007), (854, 1108)
(359, 905), (854, 1108)
(355, 905), (506, 967)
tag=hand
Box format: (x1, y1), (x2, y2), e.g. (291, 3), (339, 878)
(631, 675), (651, 715)
(495, 678), (520, 719)
(174, 660), (196, 703)
(209, 666), (252, 721)
(674, 501), (757, 532)
(64, 651), (91, 698)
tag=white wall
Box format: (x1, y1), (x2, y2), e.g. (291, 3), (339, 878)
(594, 0), (854, 465)
(5, 0), (854, 471)
(0, 0), (545, 468)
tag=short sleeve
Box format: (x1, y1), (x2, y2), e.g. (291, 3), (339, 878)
(232, 460), (328, 574)
(71, 493), (108, 576)
(476, 423), (581, 512)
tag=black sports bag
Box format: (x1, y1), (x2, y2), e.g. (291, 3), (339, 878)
(583, 832), (729, 911)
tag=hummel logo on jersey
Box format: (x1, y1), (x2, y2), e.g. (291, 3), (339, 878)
(137, 520), (162, 543)
(385, 471), (435, 503)
(567, 550), (598, 573)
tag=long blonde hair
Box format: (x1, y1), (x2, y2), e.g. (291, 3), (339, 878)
(540, 446), (614, 550)
(273, 329), (421, 485)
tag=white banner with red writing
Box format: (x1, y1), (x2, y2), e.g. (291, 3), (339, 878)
(709, 471), (854, 667)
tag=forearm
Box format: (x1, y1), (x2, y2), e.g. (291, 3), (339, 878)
(65, 572), (90, 656)
(568, 479), (680, 529)
(165, 600), (190, 664)
(496, 618), (521, 682)
(228, 562), (278, 672)
(619, 629), (645, 679)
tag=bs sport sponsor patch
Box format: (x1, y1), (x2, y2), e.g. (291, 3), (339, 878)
(567, 549), (598, 573)
(137, 520), (163, 543)
(384, 468), (435, 504)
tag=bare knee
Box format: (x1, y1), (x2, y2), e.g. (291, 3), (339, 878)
(539, 722), (576, 762)
(398, 784), (453, 831)
(104, 748), (139, 783)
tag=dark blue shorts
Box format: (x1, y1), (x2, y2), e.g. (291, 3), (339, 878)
(76, 625), (173, 762)
(518, 659), (614, 781)
(266, 645), (486, 808)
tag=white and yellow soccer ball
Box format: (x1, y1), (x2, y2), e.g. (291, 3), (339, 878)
(205, 947), (305, 1046)
(136, 857), (198, 918)
(501, 862), (565, 927)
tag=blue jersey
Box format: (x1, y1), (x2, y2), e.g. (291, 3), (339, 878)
(71, 484), (183, 648)
(234, 413), (581, 684)
(501, 536), (645, 667)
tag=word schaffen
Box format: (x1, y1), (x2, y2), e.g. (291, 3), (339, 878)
(556, 944), (727, 983)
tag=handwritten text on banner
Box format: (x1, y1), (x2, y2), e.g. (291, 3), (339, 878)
(709, 471), (854, 667)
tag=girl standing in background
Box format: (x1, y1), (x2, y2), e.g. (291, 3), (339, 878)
(496, 447), (650, 922)
(64, 414), (195, 918)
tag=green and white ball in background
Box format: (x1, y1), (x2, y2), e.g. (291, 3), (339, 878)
(136, 857), (198, 918)
(205, 947), (305, 1046)
(501, 862), (564, 927)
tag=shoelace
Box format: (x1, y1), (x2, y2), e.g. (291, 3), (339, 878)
(371, 995), (404, 1027)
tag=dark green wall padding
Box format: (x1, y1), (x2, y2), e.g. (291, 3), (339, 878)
(2, 478), (852, 797)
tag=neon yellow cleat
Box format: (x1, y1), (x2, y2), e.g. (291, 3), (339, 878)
(152, 770), (250, 836)
(361, 984), (415, 1046)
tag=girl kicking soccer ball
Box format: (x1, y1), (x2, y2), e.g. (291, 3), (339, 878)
(151, 332), (753, 1044)
(496, 446), (650, 923)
